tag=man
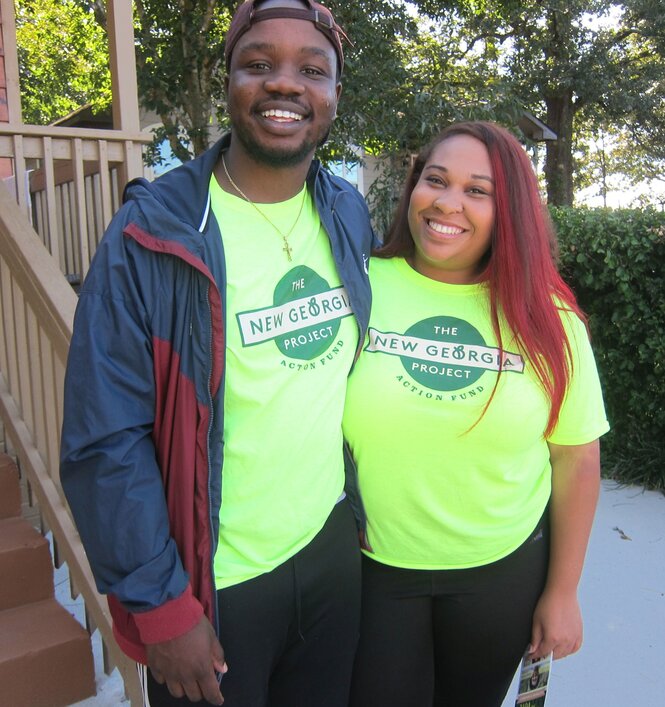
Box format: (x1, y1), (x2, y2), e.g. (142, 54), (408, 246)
(60, 2), (374, 705)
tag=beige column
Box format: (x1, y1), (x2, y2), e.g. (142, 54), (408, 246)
(106, 0), (143, 181)
(0, 0), (21, 178)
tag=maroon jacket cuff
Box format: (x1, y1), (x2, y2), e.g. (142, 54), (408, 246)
(133, 584), (204, 644)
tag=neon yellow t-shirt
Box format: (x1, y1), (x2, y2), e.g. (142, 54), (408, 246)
(342, 257), (609, 570)
(210, 176), (357, 588)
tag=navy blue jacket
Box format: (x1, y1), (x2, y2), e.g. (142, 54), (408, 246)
(60, 134), (373, 662)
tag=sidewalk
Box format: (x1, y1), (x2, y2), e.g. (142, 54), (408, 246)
(502, 479), (665, 707)
(65, 479), (665, 706)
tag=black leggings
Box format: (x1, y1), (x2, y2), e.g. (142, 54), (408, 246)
(350, 513), (550, 707)
(146, 498), (361, 707)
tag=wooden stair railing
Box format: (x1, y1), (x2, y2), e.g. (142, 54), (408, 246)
(0, 183), (143, 705)
(0, 122), (152, 284)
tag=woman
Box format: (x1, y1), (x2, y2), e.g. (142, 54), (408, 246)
(343, 121), (609, 707)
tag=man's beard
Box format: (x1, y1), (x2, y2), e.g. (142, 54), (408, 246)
(232, 121), (333, 168)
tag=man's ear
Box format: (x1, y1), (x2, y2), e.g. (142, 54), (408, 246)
(333, 82), (342, 118)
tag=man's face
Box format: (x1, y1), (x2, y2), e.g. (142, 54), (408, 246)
(225, 5), (341, 168)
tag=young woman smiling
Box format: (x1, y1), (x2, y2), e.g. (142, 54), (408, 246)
(343, 121), (609, 707)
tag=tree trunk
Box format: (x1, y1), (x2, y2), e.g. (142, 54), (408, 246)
(541, 5), (577, 207)
(544, 92), (575, 206)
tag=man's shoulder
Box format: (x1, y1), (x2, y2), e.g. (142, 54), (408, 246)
(314, 164), (362, 197)
(123, 137), (228, 229)
(311, 165), (370, 220)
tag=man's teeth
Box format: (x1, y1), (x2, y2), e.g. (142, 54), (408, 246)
(262, 109), (303, 121)
(427, 220), (463, 235)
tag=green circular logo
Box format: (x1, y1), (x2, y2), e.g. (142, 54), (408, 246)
(274, 266), (341, 360)
(401, 316), (486, 391)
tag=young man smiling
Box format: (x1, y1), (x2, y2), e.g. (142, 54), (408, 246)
(60, 1), (374, 705)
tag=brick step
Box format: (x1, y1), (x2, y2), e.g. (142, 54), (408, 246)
(0, 599), (95, 707)
(0, 516), (54, 610)
(0, 453), (21, 519)
(0, 454), (98, 704)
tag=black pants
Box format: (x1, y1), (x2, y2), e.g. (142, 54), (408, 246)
(350, 513), (550, 707)
(146, 498), (361, 707)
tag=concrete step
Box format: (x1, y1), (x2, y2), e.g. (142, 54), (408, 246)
(0, 453), (21, 519)
(0, 599), (96, 707)
(0, 516), (54, 611)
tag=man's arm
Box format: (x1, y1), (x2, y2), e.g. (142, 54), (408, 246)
(60, 230), (225, 702)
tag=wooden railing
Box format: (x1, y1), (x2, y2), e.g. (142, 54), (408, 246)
(0, 124), (151, 705)
(0, 123), (152, 283)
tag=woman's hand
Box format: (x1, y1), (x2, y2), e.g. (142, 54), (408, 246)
(528, 586), (583, 660)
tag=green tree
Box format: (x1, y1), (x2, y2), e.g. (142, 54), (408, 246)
(133, 0), (448, 167)
(573, 129), (624, 207)
(15, 0), (111, 125)
(81, 1), (425, 164)
(340, 4), (523, 228)
(440, 0), (665, 205)
(600, 0), (665, 203)
(131, 0), (230, 162)
(20, 0), (665, 211)
(79, 0), (231, 163)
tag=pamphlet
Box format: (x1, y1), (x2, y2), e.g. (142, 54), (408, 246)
(514, 651), (553, 706)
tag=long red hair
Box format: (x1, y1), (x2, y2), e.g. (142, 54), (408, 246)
(378, 121), (584, 436)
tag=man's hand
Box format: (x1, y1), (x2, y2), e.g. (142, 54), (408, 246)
(146, 616), (228, 704)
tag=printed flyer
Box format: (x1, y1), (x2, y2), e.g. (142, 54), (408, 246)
(514, 652), (553, 706)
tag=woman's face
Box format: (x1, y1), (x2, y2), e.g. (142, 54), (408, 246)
(408, 134), (495, 284)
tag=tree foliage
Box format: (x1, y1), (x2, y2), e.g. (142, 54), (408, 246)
(329, 2), (523, 228)
(76, 0), (231, 163)
(440, 0), (665, 205)
(131, 0), (230, 162)
(15, 0), (665, 209)
(15, 0), (111, 125)
(601, 0), (665, 199)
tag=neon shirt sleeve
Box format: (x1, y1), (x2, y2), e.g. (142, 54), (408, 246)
(548, 309), (610, 446)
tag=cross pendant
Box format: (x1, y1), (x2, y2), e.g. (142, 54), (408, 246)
(283, 241), (293, 261)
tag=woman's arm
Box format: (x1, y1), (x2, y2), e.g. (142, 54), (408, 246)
(529, 439), (601, 660)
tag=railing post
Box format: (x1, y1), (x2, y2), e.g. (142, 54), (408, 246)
(1, 0), (22, 181)
(107, 0), (143, 185)
(0, 0), (21, 120)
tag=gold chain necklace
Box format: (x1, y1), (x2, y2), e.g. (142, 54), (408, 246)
(221, 153), (306, 261)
